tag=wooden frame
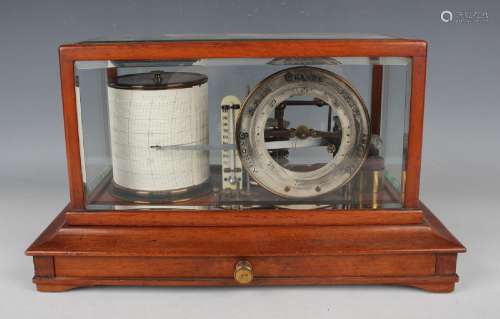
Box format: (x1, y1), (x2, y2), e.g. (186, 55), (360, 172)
(370, 64), (383, 135)
(27, 37), (465, 292)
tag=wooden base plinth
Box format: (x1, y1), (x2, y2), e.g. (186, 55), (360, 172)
(26, 203), (465, 293)
(33, 276), (458, 293)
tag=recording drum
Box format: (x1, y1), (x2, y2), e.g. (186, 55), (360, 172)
(107, 71), (209, 202)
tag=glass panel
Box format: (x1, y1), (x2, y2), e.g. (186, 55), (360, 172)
(82, 33), (393, 43)
(380, 61), (412, 200)
(75, 57), (411, 210)
(76, 67), (112, 195)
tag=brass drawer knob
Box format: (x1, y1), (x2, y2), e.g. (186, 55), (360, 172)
(234, 260), (253, 284)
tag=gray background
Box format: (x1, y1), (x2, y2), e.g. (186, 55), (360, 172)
(1, 0), (499, 318)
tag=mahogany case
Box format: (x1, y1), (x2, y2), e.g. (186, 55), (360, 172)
(26, 36), (465, 292)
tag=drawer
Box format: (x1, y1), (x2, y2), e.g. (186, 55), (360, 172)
(54, 254), (436, 280)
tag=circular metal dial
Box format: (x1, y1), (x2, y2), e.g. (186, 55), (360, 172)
(236, 66), (370, 198)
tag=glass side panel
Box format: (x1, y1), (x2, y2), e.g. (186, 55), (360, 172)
(75, 57), (411, 210)
(76, 68), (112, 195)
(381, 64), (411, 197)
(81, 33), (393, 43)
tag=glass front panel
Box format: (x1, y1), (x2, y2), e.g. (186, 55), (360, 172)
(76, 57), (411, 210)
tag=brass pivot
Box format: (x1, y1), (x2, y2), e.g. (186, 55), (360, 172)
(234, 260), (253, 284)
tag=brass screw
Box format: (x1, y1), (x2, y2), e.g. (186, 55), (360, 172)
(327, 144), (336, 154)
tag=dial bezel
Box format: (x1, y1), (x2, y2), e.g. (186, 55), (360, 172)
(236, 66), (371, 199)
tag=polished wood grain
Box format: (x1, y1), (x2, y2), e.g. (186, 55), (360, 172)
(27, 206), (464, 258)
(28, 224), (463, 257)
(54, 254), (436, 278)
(27, 202), (464, 292)
(33, 274), (458, 292)
(65, 209), (423, 227)
(60, 39), (427, 61)
(436, 254), (458, 275)
(33, 257), (55, 277)
(404, 55), (427, 207)
(28, 208), (67, 251)
(59, 57), (84, 208)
